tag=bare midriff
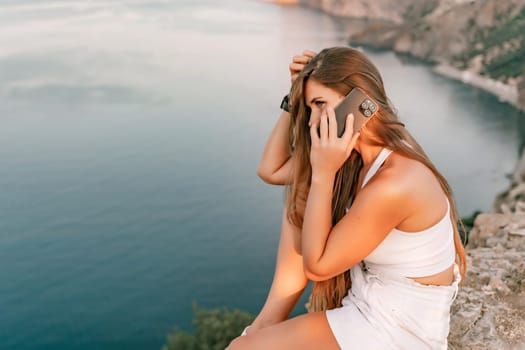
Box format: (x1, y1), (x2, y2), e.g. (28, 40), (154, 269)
(409, 264), (455, 286)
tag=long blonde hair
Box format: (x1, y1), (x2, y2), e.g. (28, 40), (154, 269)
(285, 47), (467, 312)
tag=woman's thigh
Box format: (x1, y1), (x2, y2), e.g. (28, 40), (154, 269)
(226, 311), (340, 350)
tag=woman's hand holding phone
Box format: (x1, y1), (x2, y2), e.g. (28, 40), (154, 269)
(309, 106), (360, 180)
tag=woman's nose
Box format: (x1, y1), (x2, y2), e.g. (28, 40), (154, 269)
(309, 114), (321, 127)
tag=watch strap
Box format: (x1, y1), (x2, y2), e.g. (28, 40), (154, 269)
(280, 94), (290, 113)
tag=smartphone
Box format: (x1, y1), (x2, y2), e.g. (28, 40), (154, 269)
(334, 87), (379, 137)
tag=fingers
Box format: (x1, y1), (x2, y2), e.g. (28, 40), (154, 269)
(309, 121), (320, 146)
(346, 132), (360, 155)
(292, 55), (310, 64)
(289, 50), (317, 83)
(289, 60), (308, 83)
(308, 113), (320, 127)
(319, 107), (329, 141)
(294, 51), (316, 62)
(327, 106), (338, 139)
(314, 107), (340, 140)
(311, 108), (359, 156)
(341, 113), (355, 142)
(342, 113), (359, 154)
(302, 50), (317, 58)
(289, 62), (305, 72)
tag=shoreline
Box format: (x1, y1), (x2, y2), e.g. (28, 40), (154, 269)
(355, 42), (525, 115)
(350, 43), (524, 114)
(433, 64), (522, 112)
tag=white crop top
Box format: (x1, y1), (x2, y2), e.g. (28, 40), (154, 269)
(347, 148), (456, 278)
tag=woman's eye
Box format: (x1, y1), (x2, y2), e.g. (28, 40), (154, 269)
(314, 101), (325, 107)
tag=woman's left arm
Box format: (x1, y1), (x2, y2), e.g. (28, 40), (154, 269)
(301, 172), (408, 281)
(302, 107), (409, 281)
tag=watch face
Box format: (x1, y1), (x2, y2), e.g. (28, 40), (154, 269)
(280, 95), (290, 112)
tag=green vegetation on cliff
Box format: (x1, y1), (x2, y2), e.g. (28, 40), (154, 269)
(456, 5), (525, 81)
(163, 304), (255, 350)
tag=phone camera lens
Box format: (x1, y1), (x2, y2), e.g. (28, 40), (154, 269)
(364, 109), (372, 117)
(369, 104), (377, 112)
(361, 101), (368, 109)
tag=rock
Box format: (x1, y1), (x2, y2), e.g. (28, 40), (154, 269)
(393, 32), (412, 53)
(448, 212), (525, 349)
(508, 183), (525, 202)
(520, 68), (525, 111)
(468, 213), (508, 248)
(495, 157), (525, 213)
(345, 0), (525, 111)
(300, 0), (438, 24)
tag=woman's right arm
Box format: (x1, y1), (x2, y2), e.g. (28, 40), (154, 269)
(256, 110), (294, 185)
(256, 50), (316, 186)
(247, 205), (308, 333)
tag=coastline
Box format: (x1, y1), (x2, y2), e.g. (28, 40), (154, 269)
(355, 43), (523, 114)
(433, 64), (522, 112)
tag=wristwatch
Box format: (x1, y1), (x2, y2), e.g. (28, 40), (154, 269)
(280, 94), (290, 113)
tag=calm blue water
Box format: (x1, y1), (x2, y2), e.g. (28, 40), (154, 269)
(0, 1), (522, 349)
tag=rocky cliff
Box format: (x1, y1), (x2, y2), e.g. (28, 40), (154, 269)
(520, 72), (525, 108)
(448, 161), (525, 348)
(300, 0), (438, 24)
(301, 0), (525, 111)
(448, 218), (525, 348)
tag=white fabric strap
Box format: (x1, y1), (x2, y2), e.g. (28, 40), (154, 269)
(361, 148), (393, 188)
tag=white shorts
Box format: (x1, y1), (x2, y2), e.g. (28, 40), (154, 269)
(325, 264), (460, 350)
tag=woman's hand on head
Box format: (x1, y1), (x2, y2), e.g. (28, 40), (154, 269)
(289, 50), (316, 84)
(309, 106), (360, 179)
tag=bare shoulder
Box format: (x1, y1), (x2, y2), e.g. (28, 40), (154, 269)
(361, 152), (448, 230)
(384, 153), (440, 186)
(363, 153), (434, 196)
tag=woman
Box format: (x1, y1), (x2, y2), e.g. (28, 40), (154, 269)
(227, 47), (466, 350)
